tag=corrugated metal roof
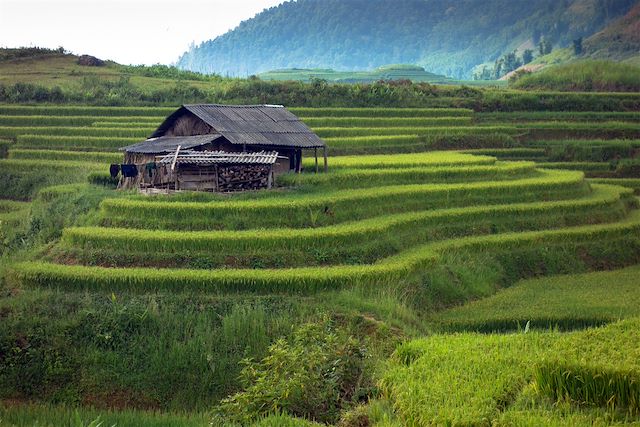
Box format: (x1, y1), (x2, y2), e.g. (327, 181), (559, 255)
(150, 104), (325, 149)
(157, 150), (280, 165)
(120, 134), (221, 154)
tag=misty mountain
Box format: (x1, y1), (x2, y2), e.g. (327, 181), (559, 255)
(176, 0), (638, 79)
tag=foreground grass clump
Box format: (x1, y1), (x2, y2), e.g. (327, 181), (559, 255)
(381, 332), (553, 425)
(512, 61), (640, 92)
(380, 318), (640, 426)
(0, 404), (320, 427)
(433, 265), (640, 332)
(0, 283), (408, 413)
(535, 319), (640, 415)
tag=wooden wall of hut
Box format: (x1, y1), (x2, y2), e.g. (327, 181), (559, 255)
(174, 164), (274, 192)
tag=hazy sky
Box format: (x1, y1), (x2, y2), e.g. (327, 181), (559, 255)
(0, 0), (287, 65)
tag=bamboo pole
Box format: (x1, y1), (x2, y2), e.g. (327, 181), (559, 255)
(323, 146), (328, 173)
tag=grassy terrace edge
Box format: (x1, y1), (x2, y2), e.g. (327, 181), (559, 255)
(9, 209), (640, 293)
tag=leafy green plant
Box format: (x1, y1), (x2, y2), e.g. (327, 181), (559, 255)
(214, 320), (369, 425)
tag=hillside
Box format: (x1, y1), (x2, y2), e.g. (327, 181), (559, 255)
(176, 0), (638, 79)
(511, 60), (640, 92)
(2, 102), (640, 425)
(584, 2), (640, 64)
(0, 48), (220, 92)
(508, 4), (640, 74)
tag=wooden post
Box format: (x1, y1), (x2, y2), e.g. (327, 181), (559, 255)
(296, 149), (302, 174)
(323, 146), (328, 173)
(267, 166), (273, 189)
(171, 145), (181, 191)
(314, 148), (318, 173)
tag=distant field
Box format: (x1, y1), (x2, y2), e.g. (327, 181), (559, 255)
(258, 64), (506, 86)
(0, 54), (217, 92)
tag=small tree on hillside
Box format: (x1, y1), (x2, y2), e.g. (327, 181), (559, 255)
(522, 49), (534, 65)
(573, 37), (583, 55)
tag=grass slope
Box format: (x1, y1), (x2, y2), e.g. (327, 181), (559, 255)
(512, 60), (640, 92)
(433, 265), (640, 332)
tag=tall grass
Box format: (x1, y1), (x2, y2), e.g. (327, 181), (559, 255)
(0, 115), (163, 127)
(301, 116), (473, 127)
(381, 318), (640, 425)
(535, 318), (640, 414)
(313, 126), (517, 138)
(478, 111), (640, 123)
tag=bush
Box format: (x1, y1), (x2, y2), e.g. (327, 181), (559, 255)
(614, 158), (640, 178)
(214, 320), (369, 425)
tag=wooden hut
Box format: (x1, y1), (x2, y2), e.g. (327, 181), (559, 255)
(119, 104), (326, 191)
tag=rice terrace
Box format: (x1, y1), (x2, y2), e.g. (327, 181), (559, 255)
(1, 1), (640, 426)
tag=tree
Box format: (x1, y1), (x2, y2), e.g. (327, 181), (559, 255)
(573, 37), (583, 55)
(538, 39), (553, 56)
(522, 49), (534, 64)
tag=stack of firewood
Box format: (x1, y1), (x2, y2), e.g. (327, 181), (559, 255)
(218, 165), (272, 192)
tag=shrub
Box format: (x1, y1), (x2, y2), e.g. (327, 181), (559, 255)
(214, 320), (368, 425)
(87, 172), (119, 188)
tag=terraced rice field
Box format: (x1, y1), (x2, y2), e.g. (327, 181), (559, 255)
(2, 104), (639, 295)
(0, 104), (639, 424)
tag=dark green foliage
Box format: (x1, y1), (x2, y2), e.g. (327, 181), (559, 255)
(614, 158), (640, 177)
(573, 37), (584, 55)
(0, 47), (67, 61)
(0, 291), (308, 411)
(522, 50), (534, 65)
(0, 139), (10, 158)
(214, 320), (370, 425)
(0, 159), (102, 200)
(87, 172), (119, 188)
(539, 39), (553, 55)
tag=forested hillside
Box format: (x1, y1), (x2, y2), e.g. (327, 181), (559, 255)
(176, 0), (638, 79)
